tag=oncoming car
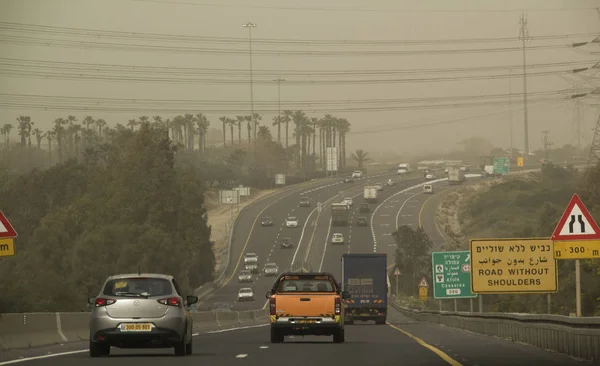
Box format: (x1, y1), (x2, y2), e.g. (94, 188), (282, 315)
(331, 233), (344, 244)
(88, 273), (198, 357)
(285, 216), (299, 228)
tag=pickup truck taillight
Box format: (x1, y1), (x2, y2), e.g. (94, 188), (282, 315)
(334, 297), (341, 315)
(270, 297), (276, 315)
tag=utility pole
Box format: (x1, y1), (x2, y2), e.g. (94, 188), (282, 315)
(519, 13), (531, 162)
(274, 78), (285, 144)
(508, 68), (513, 159)
(542, 130), (553, 162)
(242, 22), (257, 142)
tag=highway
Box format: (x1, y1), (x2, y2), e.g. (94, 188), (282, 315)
(202, 171), (402, 311)
(2, 309), (585, 366)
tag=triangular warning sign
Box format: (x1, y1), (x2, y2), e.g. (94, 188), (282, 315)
(418, 277), (429, 287)
(551, 194), (600, 241)
(0, 210), (17, 238)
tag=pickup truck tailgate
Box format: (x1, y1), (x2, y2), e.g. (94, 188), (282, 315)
(276, 293), (335, 316)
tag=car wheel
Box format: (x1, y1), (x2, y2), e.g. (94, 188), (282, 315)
(186, 336), (193, 355)
(89, 340), (110, 357)
(174, 335), (187, 356)
(333, 328), (345, 343)
(270, 328), (284, 343)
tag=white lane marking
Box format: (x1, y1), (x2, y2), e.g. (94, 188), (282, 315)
(206, 323), (269, 333)
(318, 217), (333, 272)
(395, 192), (425, 230)
(379, 214), (390, 217)
(236, 354), (248, 358)
(259, 345), (269, 349)
(0, 350), (88, 365)
(193, 332), (200, 336)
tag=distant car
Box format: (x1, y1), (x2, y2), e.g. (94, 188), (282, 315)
(423, 184), (434, 194)
(279, 236), (294, 249)
(352, 170), (363, 178)
(238, 270), (253, 282)
(343, 177), (354, 183)
(359, 202), (370, 213)
(286, 217), (299, 228)
(263, 263), (279, 276)
(244, 253), (258, 263)
(356, 217), (368, 226)
(244, 253), (259, 273)
(387, 179), (395, 186)
(88, 273), (198, 357)
(238, 288), (254, 301)
(425, 173), (435, 180)
(211, 302), (233, 312)
(343, 197), (353, 206)
(398, 169), (408, 175)
(299, 197), (311, 207)
(331, 233), (344, 244)
(261, 216), (274, 226)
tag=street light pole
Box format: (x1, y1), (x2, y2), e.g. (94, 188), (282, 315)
(519, 13), (530, 162)
(273, 78), (285, 145)
(242, 22), (257, 142)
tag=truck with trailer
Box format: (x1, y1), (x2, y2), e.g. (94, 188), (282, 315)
(341, 253), (388, 325)
(331, 203), (350, 226)
(447, 166), (465, 185)
(363, 186), (378, 203)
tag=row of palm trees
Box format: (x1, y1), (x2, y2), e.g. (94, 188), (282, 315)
(2, 110), (352, 171)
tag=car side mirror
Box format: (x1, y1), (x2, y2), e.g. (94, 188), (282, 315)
(341, 291), (351, 300)
(186, 295), (199, 306)
(88, 296), (96, 305)
(265, 291), (272, 299)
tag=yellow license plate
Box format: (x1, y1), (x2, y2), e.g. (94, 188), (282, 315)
(120, 323), (152, 332)
(296, 319), (317, 324)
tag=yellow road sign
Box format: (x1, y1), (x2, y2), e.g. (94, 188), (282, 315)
(418, 286), (428, 301)
(553, 240), (600, 259)
(517, 157), (524, 167)
(470, 238), (557, 294)
(0, 237), (15, 257)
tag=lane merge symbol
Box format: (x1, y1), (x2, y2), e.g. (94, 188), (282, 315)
(568, 214), (585, 234)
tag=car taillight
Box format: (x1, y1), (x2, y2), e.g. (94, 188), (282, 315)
(158, 297), (181, 307)
(95, 298), (116, 307)
(335, 298), (341, 315)
(269, 297), (276, 315)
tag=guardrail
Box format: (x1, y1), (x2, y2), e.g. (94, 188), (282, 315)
(0, 309), (269, 351)
(390, 300), (600, 362)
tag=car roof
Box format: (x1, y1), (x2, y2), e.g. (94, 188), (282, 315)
(240, 287), (252, 291)
(106, 273), (173, 281)
(246, 253), (257, 256)
(288, 216), (297, 219)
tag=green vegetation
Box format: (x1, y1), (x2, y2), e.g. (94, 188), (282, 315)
(0, 111), (355, 313)
(455, 163), (600, 316)
(393, 226), (433, 297)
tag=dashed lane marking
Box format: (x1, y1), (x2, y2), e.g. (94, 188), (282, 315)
(236, 354), (248, 358)
(206, 324), (269, 333)
(387, 323), (463, 366)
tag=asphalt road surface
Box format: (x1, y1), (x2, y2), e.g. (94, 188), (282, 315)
(3, 307), (587, 366)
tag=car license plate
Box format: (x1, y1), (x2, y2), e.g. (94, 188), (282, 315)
(120, 323), (152, 332)
(296, 319), (317, 324)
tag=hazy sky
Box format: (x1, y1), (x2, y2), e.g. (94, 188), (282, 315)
(1, 0), (599, 156)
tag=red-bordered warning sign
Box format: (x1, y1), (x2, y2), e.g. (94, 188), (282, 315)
(0, 211), (17, 238)
(551, 194), (600, 241)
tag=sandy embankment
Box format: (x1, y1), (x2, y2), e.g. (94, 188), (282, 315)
(204, 188), (277, 277)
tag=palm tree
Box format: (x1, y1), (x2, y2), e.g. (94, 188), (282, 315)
(127, 118), (137, 132)
(282, 110), (293, 150)
(96, 119), (107, 138)
(219, 116), (228, 147)
(272, 115), (283, 144)
(257, 126), (271, 140)
(350, 149), (371, 169)
(16, 116), (30, 148)
(1, 123), (13, 152)
(195, 113), (210, 152)
(252, 113), (262, 142)
(228, 117), (236, 146)
(32, 128), (45, 149)
(235, 116), (245, 145)
(183, 113), (197, 150)
(336, 118), (351, 169)
(53, 118), (66, 162)
(46, 130), (55, 164)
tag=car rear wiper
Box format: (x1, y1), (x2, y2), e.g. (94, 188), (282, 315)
(115, 292), (149, 298)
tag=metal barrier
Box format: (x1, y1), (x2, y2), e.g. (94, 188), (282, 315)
(391, 300), (600, 362)
(0, 309), (269, 351)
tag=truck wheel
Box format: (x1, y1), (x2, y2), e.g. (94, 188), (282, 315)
(270, 328), (284, 343)
(333, 329), (345, 343)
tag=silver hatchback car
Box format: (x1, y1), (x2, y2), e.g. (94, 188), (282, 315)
(88, 273), (198, 357)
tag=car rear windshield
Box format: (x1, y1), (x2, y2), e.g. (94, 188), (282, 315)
(276, 275), (336, 292)
(103, 277), (172, 297)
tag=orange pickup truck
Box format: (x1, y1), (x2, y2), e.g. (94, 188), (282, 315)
(265, 272), (351, 343)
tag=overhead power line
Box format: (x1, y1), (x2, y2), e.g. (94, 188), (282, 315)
(0, 34), (572, 56)
(0, 21), (594, 46)
(131, 0), (600, 14)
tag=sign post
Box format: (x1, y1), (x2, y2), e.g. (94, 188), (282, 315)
(470, 238), (558, 294)
(0, 211), (17, 257)
(551, 194), (600, 317)
(418, 277), (429, 304)
(394, 268), (400, 296)
(431, 251), (477, 302)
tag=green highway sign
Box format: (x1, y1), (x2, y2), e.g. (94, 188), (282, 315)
(493, 157), (510, 174)
(431, 251), (477, 299)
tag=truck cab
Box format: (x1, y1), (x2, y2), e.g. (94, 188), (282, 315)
(266, 272), (350, 343)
